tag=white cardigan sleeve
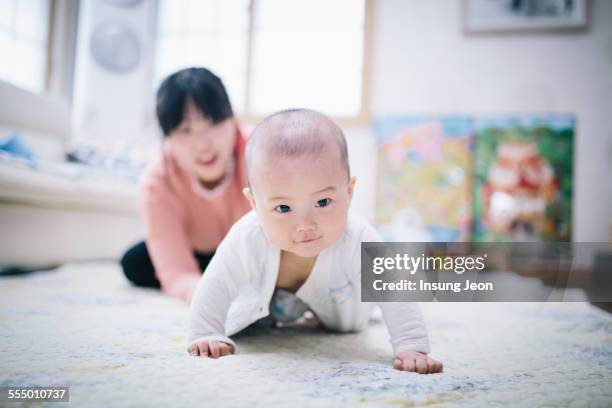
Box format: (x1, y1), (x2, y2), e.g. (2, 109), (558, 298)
(378, 302), (430, 354)
(359, 224), (431, 355)
(187, 221), (249, 350)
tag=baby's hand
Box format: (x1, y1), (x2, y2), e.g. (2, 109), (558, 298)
(393, 350), (443, 374)
(188, 340), (235, 358)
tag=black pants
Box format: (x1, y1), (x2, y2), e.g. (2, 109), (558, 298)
(120, 241), (215, 289)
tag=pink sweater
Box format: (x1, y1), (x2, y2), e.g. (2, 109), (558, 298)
(140, 130), (251, 303)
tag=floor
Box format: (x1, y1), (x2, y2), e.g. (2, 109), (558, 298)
(1, 262), (611, 407)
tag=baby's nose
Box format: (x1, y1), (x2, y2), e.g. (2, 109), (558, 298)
(296, 218), (316, 232)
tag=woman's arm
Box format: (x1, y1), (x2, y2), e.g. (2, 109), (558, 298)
(141, 170), (202, 303)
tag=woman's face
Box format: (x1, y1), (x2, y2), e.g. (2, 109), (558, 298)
(167, 99), (237, 186)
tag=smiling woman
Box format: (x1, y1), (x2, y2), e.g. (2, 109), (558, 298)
(120, 67), (251, 303)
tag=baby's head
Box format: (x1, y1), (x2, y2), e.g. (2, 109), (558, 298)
(243, 109), (356, 258)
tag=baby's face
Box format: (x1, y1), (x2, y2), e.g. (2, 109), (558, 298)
(245, 150), (355, 258)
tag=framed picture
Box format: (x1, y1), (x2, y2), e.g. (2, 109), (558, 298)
(472, 115), (574, 242)
(374, 116), (473, 242)
(373, 114), (574, 243)
(464, 0), (587, 32)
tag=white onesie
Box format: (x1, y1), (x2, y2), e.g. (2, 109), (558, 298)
(188, 210), (430, 355)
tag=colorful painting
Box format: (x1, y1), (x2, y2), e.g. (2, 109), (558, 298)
(374, 116), (473, 242)
(472, 116), (574, 242)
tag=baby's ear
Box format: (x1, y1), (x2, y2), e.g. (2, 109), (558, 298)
(348, 176), (357, 200)
(242, 187), (256, 210)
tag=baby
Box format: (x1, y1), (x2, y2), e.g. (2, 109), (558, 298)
(187, 109), (443, 374)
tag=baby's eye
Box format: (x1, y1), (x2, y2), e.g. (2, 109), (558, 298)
(274, 204), (291, 213)
(315, 198), (332, 208)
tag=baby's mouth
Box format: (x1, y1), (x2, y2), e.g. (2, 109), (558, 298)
(296, 236), (321, 244)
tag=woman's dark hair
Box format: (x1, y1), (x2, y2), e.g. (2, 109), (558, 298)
(156, 67), (233, 136)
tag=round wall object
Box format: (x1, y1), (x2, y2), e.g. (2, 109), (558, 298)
(90, 21), (141, 74)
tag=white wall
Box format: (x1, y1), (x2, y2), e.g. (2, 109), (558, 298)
(69, 0), (612, 242)
(366, 0), (612, 242)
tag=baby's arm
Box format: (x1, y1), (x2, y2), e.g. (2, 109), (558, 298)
(188, 234), (246, 358)
(357, 222), (443, 373)
(379, 302), (443, 374)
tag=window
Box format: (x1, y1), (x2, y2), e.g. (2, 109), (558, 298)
(154, 0), (371, 124)
(155, 0), (250, 116)
(0, 0), (51, 93)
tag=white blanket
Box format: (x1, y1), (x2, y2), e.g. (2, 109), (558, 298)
(1, 263), (610, 407)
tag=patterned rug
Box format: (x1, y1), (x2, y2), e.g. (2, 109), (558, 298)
(1, 262), (611, 407)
